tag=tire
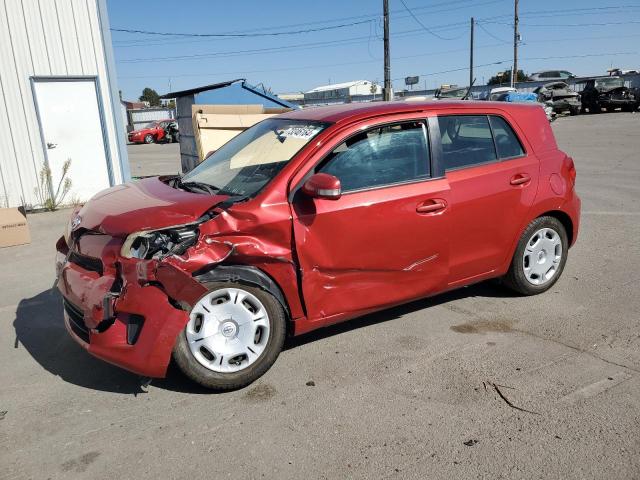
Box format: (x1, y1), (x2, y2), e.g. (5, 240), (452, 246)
(590, 103), (600, 114)
(569, 107), (579, 116)
(173, 282), (287, 391)
(503, 216), (569, 296)
(144, 134), (154, 144)
(606, 106), (616, 113)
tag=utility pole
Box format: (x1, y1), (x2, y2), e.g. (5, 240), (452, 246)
(513, 0), (519, 87)
(383, 0), (391, 101)
(469, 17), (474, 88)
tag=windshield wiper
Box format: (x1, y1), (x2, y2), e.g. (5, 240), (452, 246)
(177, 179), (219, 194)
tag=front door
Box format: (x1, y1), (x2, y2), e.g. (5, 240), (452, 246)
(292, 120), (450, 323)
(33, 78), (112, 204)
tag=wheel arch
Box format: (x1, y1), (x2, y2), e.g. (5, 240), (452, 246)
(193, 264), (291, 323)
(540, 210), (574, 246)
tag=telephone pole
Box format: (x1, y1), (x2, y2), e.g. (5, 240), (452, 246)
(513, 0), (519, 87)
(383, 0), (391, 101)
(469, 17), (474, 88)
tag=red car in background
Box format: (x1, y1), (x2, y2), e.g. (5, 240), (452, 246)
(128, 119), (173, 144)
(56, 101), (580, 391)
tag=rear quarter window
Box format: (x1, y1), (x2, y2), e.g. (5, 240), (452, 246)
(489, 116), (525, 159)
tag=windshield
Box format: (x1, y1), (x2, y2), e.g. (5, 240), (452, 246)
(182, 118), (328, 198)
(595, 78), (624, 89)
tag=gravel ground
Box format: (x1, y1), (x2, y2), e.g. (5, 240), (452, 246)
(1, 112), (639, 479)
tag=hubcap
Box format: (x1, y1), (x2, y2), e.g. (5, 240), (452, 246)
(186, 288), (270, 373)
(522, 227), (563, 286)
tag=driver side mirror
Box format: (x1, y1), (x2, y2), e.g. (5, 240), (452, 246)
(302, 173), (342, 200)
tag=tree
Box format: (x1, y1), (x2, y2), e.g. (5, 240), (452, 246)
(487, 69), (529, 86)
(139, 87), (160, 106)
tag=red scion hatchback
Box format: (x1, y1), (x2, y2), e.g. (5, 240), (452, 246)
(56, 101), (580, 391)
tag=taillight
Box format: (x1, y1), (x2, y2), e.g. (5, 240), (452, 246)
(567, 156), (577, 186)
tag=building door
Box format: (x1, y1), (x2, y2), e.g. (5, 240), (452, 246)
(32, 78), (112, 205)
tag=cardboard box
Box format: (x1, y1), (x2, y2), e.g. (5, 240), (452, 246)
(192, 104), (291, 161)
(0, 207), (31, 248)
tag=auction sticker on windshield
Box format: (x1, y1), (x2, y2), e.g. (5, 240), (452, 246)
(278, 126), (322, 139)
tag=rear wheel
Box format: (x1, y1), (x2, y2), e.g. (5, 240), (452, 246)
(503, 216), (568, 295)
(144, 134), (154, 144)
(173, 282), (286, 391)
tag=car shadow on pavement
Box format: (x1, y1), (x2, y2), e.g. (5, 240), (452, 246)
(13, 288), (147, 394)
(284, 280), (516, 350)
(13, 282), (515, 395)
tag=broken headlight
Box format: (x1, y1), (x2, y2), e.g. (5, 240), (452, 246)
(121, 225), (199, 260)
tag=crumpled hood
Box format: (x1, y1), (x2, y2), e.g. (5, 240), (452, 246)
(76, 176), (229, 236)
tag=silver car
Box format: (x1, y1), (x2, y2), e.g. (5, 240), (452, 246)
(530, 70), (575, 82)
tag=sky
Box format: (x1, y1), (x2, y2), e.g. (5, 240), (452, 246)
(107, 0), (640, 101)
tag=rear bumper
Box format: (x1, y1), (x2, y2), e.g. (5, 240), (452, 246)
(564, 189), (581, 247)
(56, 242), (190, 378)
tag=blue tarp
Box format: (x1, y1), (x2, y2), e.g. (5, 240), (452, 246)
(505, 92), (538, 103)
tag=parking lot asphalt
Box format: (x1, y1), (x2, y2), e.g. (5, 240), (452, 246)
(1, 113), (639, 479)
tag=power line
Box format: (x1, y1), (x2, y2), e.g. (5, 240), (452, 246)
(483, 20), (640, 27)
(112, 0), (507, 47)
(116, 24), (476, 64)
(118, 43), (505, 80)
(111, 3), (639, 47)
(118, 49), (635, 83)
(393, 51), (638, 80)
(476, 21), (510, 44)
(398, 0), (465, 40)
(110, 19), (374, 38)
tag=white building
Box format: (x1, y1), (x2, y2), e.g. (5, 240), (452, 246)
(0, 0), (128, 209)
(304, 80), (382, 105)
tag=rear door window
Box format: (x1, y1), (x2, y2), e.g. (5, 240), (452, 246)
(318, 121), (430, 192)
(489, 116), (525, 159)
(437, 115), (497, 170)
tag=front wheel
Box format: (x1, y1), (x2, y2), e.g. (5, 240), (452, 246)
(144, 134), (154, 144)
(503, 216), (569, 295)
(173, 282), (286, 391)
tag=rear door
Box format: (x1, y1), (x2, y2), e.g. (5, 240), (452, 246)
(291, 118), (450, 322)
(433, 113), (539, 285)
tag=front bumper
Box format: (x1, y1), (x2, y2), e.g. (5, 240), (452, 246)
(551, 98), (580, 112)
(56, 237), (191, 378)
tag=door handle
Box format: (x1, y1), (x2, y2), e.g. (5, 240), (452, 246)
(510, 174), (531, 186)
(416, 199), (447, 214)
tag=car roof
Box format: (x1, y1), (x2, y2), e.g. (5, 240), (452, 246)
(279, 100), (539, 124)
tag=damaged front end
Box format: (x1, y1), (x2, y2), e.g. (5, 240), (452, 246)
(56, 196), (300, 378)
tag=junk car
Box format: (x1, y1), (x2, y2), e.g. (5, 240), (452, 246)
(56, 101), (580, 391)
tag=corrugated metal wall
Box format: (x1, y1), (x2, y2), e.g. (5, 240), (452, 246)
(0, 0), (126, 208)
(129, 108), (175, 131)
